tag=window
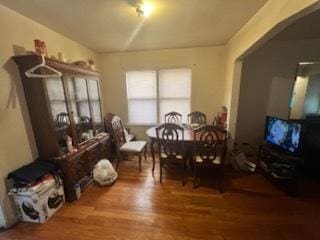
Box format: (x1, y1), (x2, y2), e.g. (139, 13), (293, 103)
(126, 70), (157, 124)
(159, 69), (191, 123)
(126, 68), (192, 125)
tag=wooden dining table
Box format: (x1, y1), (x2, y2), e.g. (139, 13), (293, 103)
(146, 125), (229, 171)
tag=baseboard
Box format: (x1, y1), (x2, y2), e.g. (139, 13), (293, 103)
(0, 220), (19, 232)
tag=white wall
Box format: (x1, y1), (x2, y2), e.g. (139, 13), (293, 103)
(267, 77), (293, 118)
(291, 76), (309, 119)
(223, 0), (320, 137)
(303, 74), (320, 116)
(99, 46), (226, 140)
(237, 39), (320, 146)
(0, 4), (99, 227)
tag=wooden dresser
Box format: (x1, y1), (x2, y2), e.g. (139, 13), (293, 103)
(54, 133), (111, 201)
(13, 54), (111, 201)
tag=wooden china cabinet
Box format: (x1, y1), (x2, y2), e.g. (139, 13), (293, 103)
(13, 54), (111, 201)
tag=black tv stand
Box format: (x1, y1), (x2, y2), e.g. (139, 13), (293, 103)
(257, 143), (303, 196)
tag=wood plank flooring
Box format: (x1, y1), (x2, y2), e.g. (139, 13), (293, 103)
(1, 155), (320, 240)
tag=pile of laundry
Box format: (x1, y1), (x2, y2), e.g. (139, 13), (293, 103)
(9, 174), (60, 197)
(230, 142), (257, 172)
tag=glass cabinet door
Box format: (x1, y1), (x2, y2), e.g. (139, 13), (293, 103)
(45, 78), (70, 154)
(87, 79), (103, 134)
(67, 77), (94, 143)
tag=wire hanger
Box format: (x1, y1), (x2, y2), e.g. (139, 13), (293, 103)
(25, 55), (62, 78)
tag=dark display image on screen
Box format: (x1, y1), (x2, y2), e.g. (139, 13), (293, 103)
(265, 117), (301, 153)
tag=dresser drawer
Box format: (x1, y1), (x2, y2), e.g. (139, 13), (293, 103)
(86, 142), (101, 167)
(69, 153), (90, 183)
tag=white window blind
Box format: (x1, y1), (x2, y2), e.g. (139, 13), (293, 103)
(126, 68), (192, 124)
(159, 68), (192, 123)
(126, 70), (157, 124)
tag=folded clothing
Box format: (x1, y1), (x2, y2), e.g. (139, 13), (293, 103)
(8, 161), (57, 183)
(9, 174), (59, 197)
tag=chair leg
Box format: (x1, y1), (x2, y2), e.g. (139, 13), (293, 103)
(151, 141), (155, 172)
(122, 152), (128, 161)
(160, 160), (163, 184)
(152, 158), (155, 172)
(116, 156), (120, 169)
(138, 154), (142, 172)
(182, 161), (187, 186)
(116, 152), (122, 169)
(193, 166), (197, 189)
(219, 167), (224, 193)
(144, 146), (147, 161)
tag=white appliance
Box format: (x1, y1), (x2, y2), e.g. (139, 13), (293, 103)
(10, 182), (65, 223)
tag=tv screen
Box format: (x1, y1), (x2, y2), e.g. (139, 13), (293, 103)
(265, 116), (302, 153)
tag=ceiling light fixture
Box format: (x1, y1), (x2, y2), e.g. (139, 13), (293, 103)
(136, 1), (153, 18)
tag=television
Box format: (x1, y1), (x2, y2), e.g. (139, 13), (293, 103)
(264, 116), (303, 154)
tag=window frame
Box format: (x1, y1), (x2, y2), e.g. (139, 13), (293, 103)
(125, 67), (193, 126)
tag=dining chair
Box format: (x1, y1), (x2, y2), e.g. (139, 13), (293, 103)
(165, 111), (182, 123)
(105, 113), (147, 171)
(188, 111), (207, 125)
(193, 125), (228, 192)
(156, 123), (187, 185)
(105, 113), (136, 142)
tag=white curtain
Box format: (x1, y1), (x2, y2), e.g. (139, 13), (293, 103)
(126, 70), (157, 124)
(126, 68), (191, 124)
(159, 68), (191, 123)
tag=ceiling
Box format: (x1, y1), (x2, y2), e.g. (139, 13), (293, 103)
(0, 0), (268, 53)
(272, 9), (320, 41)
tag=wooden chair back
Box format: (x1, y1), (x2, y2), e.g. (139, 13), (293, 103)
(193, 125), (227, 166)
(165, 111), (182, 123)
(104, 113), (114, 132)
(105, 113), (126, 154)
(188, 111), (207, 124)
(156, 123), (184, 160)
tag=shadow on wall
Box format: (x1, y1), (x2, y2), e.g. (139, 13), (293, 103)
(0, 45), (39, 227)
(2, 45), (38, 158)
(4, 45), (28, 109)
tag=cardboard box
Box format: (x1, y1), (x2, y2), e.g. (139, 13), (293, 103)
(12, 183), (65, 223)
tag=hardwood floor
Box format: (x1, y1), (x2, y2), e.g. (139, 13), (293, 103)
(1, 155), (320, 240)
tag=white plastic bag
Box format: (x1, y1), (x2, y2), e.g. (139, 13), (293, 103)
(93, 159), (118, 186)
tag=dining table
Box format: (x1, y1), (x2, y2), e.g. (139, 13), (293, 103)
(146, 124), (229, 171)
(146, 124), (211, 171)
